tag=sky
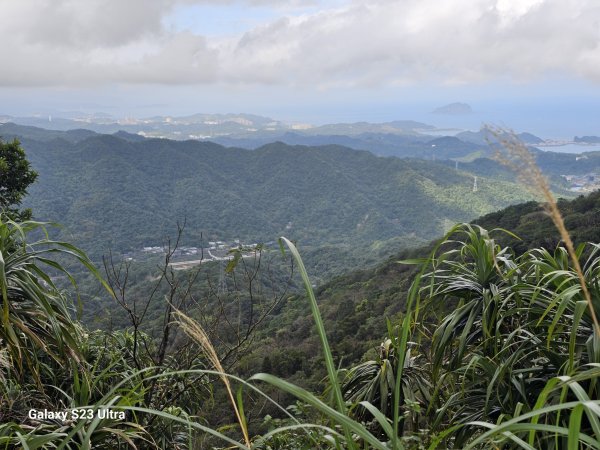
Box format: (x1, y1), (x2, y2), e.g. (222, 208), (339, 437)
(1, 0), (600, 137)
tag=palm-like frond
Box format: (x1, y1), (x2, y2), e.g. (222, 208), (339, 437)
(0, 218), (110, 380)
(420, 224), (599, 447)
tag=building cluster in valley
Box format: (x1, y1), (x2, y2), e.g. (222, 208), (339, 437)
(122, 239), (260, 270)
(562, 173), (600, 192)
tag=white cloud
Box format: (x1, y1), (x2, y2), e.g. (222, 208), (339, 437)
(6, 0), (173, 49)
(219, 0), (600, 86)
(1, 0), (600, 87)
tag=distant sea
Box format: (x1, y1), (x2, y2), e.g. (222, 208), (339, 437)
(535, 144), (600, 154)
(386, 98), (600, 142)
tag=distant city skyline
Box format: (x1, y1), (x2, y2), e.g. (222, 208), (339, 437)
(1, 0), (600, 138)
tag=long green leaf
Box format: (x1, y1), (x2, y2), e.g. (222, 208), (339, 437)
(251, 372), (388, 450)
(279, 237), (356, 448)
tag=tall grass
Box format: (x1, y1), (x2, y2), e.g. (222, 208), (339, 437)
(175, 310), (251, 447)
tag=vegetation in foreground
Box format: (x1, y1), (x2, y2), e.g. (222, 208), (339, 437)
(1, 135), (599, 448)
(1, 215), (599, 448)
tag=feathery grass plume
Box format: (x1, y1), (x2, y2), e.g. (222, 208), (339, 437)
(174, 310), (251, 447)
(0, 343), (7, 385)
(485, 124), (600, 335)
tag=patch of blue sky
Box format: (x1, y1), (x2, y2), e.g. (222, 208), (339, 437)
(163, 4), (274, 37)
(163, 1), (349, 37)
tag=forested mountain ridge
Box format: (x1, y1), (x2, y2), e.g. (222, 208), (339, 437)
(1, 124), (537, 265)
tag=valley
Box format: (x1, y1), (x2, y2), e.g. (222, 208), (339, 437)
(0, 122), (547, 278)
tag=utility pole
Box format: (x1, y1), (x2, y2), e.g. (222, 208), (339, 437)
(218, 259), (226, 295)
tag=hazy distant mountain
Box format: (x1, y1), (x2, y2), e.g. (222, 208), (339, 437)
(456, 129), (543, 145)
(0, 113), (439, 142)
(517, 132), (544, 144)
(303, 120), (434, 136)
(0, 113), (287, 138)
(574, 136), (600, 144)
(211, 131), (485, 160)
(431, 102), (473, 115)
(0, 122), (97, 143)
(112, 130), (147, 142)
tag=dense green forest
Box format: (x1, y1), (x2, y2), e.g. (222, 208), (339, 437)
(1, 123), (538, 266)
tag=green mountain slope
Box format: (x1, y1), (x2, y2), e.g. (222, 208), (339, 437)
(5, 126), (537, 267)
(245, 191), (600, 385)
(212, 132), (487, 160)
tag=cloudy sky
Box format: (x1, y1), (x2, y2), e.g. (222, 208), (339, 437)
(1, 0), (599, 135)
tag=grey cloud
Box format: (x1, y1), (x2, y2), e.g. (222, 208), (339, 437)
(221, 0), (600, 86)
(8, 0), (175, 49)
(2, 0), (600, 87)
(0, 0), (218, 86)
(117, 33), (219, 84)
